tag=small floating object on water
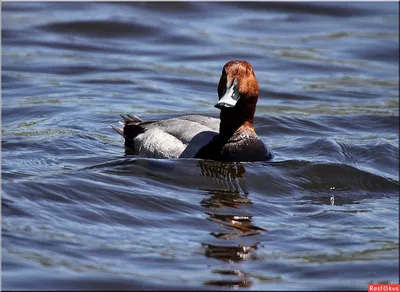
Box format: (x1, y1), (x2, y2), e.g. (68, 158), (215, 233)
(330, 195), (335, 206)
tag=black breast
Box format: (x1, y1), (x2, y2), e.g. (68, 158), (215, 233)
(220, 135), (272, 162)
(194, 135), (272, 162)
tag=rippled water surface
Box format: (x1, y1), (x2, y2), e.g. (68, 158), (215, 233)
(2, 2), (399, 290)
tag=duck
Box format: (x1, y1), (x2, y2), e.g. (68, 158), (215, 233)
(112, 60), (273, 162)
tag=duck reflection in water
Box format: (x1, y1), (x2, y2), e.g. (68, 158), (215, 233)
(197, 159), (249, 209)
(196, 160), (266, 288)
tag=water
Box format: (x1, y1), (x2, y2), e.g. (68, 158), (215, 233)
(2, 2), (399, 290)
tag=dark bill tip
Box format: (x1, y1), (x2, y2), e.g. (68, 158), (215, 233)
(214, 102), (235, 110)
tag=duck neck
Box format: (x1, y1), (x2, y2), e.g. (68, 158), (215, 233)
(219, 102), (256, 140)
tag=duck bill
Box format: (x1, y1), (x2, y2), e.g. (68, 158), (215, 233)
(215, 78), (240, 109)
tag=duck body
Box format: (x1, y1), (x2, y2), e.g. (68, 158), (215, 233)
(118, 114), (272, 161)
(113, 60), (273, 162)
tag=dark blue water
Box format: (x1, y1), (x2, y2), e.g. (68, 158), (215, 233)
(2, 2), (399, 290)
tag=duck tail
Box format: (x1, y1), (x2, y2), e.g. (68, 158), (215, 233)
(111, 115), (144, 137)
(112, 114), (151, 149)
